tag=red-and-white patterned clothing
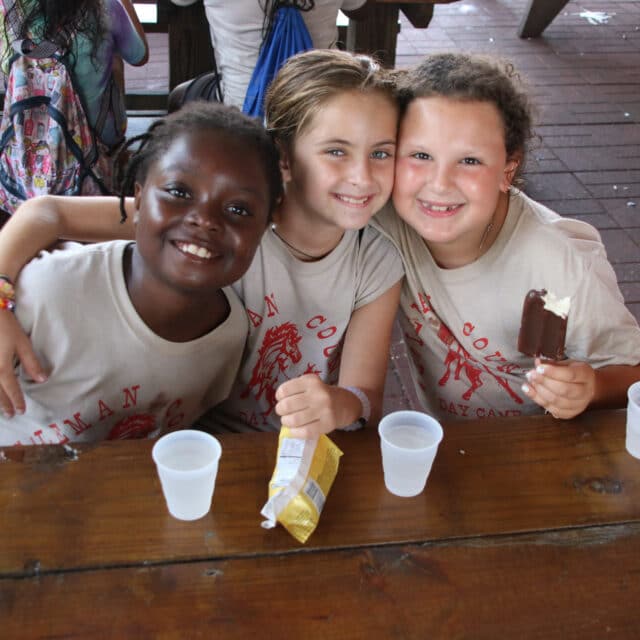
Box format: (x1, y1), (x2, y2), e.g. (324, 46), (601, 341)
(373, 189), (640, 421)
(204, 225), (403, 432)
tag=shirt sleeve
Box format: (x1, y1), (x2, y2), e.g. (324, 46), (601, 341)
(353, 225), (405, 310)
(201, 287), (249, 410)
(108, 0), (147, 66)
(566, 246), (640, 367)
(15, 244), (103, 337)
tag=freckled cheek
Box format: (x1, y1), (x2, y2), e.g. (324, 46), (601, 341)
(392, 190), (417, 224)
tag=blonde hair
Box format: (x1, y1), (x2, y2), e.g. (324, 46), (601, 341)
(265, 49), (397, 150)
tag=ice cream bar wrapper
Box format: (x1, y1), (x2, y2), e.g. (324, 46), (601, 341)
(261, 427), (343, 544)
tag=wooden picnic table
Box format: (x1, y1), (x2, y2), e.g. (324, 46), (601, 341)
(1, 409), (639, 637)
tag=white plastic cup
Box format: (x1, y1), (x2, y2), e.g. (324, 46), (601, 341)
(626, 382), (640, 459)
(378, 410), (443, 497)
(152, 430), (222, 521)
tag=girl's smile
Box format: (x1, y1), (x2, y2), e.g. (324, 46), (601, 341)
(416, 200), (464, 217)
(174, 241), (215, 261)
(280, 89), (397, 236)
(130, 129), (270, 303)
(394, 96), (518, 269)
(333, 193), (375, 207)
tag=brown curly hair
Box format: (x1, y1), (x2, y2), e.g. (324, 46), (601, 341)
(396, 52), (535, 162)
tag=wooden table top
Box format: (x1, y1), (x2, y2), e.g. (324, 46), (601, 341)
(2, 409), (639, 638)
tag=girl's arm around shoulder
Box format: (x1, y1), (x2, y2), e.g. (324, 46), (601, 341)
(0, 311), (44, 419)
(0, 195), (134, 417)
(274, 278), (403, 438)
(0, 195), (135, 280)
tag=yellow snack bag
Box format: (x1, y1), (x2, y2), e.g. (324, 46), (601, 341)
(260, 427), (343, 543)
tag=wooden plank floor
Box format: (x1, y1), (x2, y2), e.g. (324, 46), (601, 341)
(394, 0), (640, 321)
(124, 0), (640, 412)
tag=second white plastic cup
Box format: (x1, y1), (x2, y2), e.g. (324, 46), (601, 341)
(378, 410), (443, 497)
(152, 430), (222, 520)
(626, 382), (640, 459)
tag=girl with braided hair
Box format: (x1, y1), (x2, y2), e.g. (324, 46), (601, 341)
(0, 49), (403, 440)
(0, 101), (282, 445)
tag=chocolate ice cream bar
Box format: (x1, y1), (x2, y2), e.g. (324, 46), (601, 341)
(517, 289), (570, 360)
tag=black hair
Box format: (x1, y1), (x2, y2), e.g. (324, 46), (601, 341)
(2, 0), (106, 67)
(116, 101), (283, 223)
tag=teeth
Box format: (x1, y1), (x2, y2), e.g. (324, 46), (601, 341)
(428, 204), (458, 212)
(337, 194), (370, 205)
(177, 242), (212, 259)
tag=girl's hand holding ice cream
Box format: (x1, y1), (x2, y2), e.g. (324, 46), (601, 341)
(521, 358), (596, 419)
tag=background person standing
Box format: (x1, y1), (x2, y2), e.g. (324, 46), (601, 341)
(169, 0), (367, 108)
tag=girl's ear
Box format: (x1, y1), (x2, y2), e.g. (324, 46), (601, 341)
(277, 142), (293, 184)
(133, 182), (143, 225)
(501, 153), (522, 193)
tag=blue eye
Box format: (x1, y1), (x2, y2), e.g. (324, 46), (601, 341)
(371, 150), (392, 160)
(327, 148), (345, 157)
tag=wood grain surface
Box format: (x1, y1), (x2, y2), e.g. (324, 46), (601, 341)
(2, 409), (639, 638)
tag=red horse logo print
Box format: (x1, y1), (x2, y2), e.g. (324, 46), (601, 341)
(242, 322), (303, 418)
(437, 323), (522, 404)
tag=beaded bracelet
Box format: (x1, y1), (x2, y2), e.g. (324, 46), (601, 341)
(0, 274), (16, 312)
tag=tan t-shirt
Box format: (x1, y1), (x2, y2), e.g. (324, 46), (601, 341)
(1, 241), (246, 445)
(373, 190), (640, 421)
(205, 225), (404, 432)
